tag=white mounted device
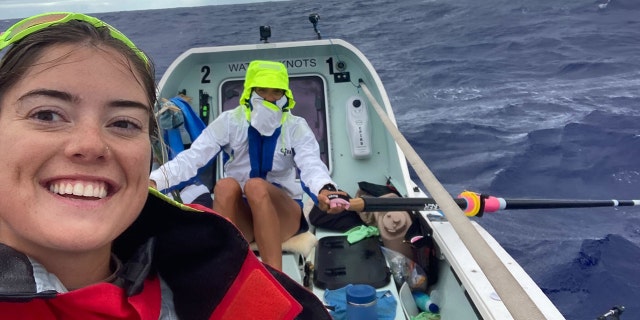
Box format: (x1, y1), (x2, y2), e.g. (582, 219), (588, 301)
(346, 96), (371, 159)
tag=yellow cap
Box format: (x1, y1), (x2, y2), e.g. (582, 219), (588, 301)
(240, 60), (295, 110)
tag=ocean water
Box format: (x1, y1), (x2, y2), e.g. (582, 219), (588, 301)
(2, 0), (639, 319)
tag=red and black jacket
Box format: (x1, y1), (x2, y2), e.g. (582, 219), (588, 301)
(0, 191), (330, 319)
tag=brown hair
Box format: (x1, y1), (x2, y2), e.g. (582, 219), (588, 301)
(0, 19), (159, 143)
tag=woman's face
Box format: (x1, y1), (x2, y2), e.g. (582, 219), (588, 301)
(254, 87), (285, 102)
(0, 44), (151, 257)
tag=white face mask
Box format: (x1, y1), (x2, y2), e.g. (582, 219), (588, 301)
(249, 91), (287, 136)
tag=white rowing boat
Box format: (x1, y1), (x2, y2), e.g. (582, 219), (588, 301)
(155, 16), (566, 320)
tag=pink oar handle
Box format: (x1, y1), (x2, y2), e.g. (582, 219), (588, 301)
(483, 196), (506, 213)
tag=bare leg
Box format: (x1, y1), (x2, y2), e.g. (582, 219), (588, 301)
(243, 178), (301, 271)
(212, 178), (254, 240)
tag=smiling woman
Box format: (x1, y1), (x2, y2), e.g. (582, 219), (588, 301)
(0, 12), (329, 320)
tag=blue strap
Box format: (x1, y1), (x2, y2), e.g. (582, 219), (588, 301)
(300, 171), (319, 204)
(170, 97), (206, 140)
(164, 128), (185, 159)
(297, 146), (320, 204)
(248, 126), (281, 179)
(162, 97), (212, 192)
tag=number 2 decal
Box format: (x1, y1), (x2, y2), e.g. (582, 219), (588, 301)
(201, 66), (211, 83)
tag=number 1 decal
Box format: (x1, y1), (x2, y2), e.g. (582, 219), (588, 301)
(326, 57), (335, 75)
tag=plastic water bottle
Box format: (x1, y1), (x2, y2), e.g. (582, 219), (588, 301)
(412, 290), (440, 313)
(346, 284), (377, 320)
(429, 289), (442, 313)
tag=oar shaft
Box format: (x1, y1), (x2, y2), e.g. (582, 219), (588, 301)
(349, 197), (466, 212)
(348, 196), (640, 213)
(503, 199), (639, 209)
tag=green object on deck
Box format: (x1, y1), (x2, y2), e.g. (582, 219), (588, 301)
(411, 311), (441, 320)
(344, 225), (380, 244)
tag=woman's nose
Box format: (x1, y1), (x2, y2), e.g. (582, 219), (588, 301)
(64, 125), (110, 161)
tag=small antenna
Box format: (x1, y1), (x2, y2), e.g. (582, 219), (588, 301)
(259, 25), (271, 43)
(309, 13), (321, 40)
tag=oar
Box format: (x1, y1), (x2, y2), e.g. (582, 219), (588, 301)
(359, 80), (547, 319)
(348, 192), (640, 216)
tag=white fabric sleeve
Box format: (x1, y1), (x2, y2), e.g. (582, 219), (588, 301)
(291, 118), (335, 195)
(150, 114), (229, 191)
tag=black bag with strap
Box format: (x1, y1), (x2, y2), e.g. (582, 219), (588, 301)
(308, 206), (363, 232)
(313, 235), (390, 289)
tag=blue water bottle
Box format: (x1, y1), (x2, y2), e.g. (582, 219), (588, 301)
(346, 284), (377, 320)
(413, 290), (440, 313)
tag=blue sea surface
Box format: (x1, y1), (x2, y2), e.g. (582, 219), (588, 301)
(2, 0), (639, 319)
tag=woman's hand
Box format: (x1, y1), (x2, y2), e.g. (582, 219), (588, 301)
(317, 189), (350, 214)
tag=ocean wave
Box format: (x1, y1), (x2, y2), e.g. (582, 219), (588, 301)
(542, 234), (640, 320)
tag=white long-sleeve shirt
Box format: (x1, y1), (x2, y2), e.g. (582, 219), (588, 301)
(150, 105), (335, 200)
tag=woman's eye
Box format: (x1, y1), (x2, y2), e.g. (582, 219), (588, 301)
(111, 119), (142, 131)
(31, 110), (63, 122)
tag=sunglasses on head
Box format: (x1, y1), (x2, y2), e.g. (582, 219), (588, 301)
(0, 12), (149, 65)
